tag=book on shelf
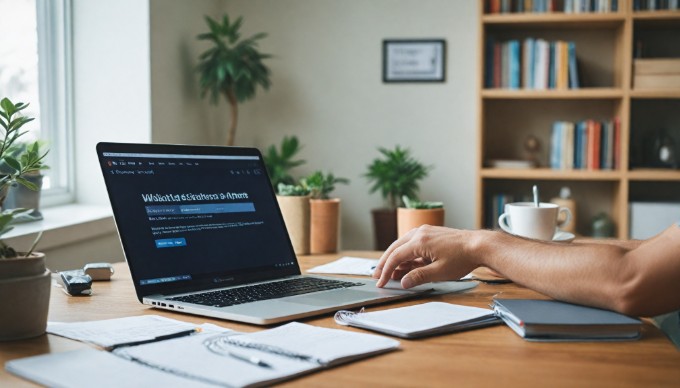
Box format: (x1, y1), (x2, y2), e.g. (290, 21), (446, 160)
(633, 0), (679, 10)
(550, 118), (619, 170)
(486, 38), (580, 90)
(486, 0), (619, 14)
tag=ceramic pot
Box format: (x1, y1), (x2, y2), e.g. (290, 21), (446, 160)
(277, 195), (311, 255)
(3, 174), (44, 220)
(310, 198), (340, 254)
(371, 208), (397, 250)
(397, 208), (445, 238)
(0, 252), (50, 341)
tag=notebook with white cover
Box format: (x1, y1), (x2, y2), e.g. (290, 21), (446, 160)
(112, 322), (400, 387)
(335, 302), (501, 338)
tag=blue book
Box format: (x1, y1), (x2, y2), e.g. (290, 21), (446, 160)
(568, 42), (580, 89)
(509, 40), (521, 89)
(574, 122), (582, 169)
(492, 299), (642, 341)
(548, 42), (556, 89)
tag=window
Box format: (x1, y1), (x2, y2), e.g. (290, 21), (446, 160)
(0, 0), (73, 205)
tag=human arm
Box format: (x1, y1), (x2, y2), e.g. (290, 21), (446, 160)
(373, 225), (680, 317)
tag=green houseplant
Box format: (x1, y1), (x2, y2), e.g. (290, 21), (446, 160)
(263, 136), (305, 190)
(196, 14), (272, 146)
(0, 97), (51, 341)
(303, 171), (349, 254)
(364, 146), (430, 249)
(3, 140), (49, 221)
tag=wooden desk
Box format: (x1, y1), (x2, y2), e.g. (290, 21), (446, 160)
(2, 251), (679, 387)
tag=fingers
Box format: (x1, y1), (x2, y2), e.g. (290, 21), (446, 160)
(373, 228), (419, 280)
(401, 261), (446, 289)
(376, 235), (425, 287)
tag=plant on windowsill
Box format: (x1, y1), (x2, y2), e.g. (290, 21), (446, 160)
(364, 146), (430, 250)
(196, 14), (272, 146)
(303, 171), (349, 254)
(2, 140), (49, 222)
(0, 97), (51, 341)
(397, 196), (445, 238)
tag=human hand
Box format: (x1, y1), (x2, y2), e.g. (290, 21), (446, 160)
(373, 225), (481, 289)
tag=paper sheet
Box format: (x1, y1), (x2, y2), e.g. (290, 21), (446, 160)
(47, 315), (230, 349)
(307, 256), (379, 276)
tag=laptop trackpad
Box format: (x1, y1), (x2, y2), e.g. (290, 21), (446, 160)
(284, 289), (377, 306)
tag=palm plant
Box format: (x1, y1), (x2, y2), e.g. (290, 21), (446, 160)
(196, 14), (272, 146)
(364, 146), (431, 209)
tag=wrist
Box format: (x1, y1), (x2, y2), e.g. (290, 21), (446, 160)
(464, 229), (496, 268)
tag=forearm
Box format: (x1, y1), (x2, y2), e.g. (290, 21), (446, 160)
(473, 230), (635, 313)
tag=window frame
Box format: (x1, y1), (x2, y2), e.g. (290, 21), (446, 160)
(35, 0), (74, 207)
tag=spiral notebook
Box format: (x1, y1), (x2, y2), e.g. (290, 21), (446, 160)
(335, 302), (501, 339)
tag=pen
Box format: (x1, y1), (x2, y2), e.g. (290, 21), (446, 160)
(109, 328), (197, 350)
(228, 350), (272, 368)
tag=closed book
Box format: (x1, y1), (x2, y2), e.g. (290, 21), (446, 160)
(634, 74), (680, 90)
(492, 299), (642, 341)
(568, 41), (580, 89)
(335, 302), (501, 339)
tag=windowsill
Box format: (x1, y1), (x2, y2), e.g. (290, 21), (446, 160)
(4, 204), (116, 252)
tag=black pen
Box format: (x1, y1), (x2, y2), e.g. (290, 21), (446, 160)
(109, 328), (197, 350)
(228, 350), (272, 368)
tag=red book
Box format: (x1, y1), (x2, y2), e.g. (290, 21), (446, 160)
(592, 121), (601, 170)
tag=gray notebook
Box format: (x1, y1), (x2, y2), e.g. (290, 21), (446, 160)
(492, 299), (642, 341)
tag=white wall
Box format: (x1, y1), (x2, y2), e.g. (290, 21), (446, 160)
(99, 0), (479, 250)
(150, 0), (228, 145)
(223, 0), (479, 248)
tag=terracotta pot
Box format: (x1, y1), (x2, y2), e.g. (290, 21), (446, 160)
(277, 195), (310, 255)
(310, 198), (340, 254)
(397, 208), (445, 238)
(0, 252), (50, 341)
(371, 208), (397, 250)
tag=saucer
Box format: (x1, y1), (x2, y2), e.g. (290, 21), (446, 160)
(553, 231), (575, 243)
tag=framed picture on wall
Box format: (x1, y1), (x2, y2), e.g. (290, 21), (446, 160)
(382, 39), (446, 83)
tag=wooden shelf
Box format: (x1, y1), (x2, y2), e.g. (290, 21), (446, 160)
(630, 89), (680, 99)
(628, 169), (680, 181)
(481, 168), (622, 180)
(477, 1), (680, 238)
(482, 88), (623, 99)
(482, 12), (625, 28)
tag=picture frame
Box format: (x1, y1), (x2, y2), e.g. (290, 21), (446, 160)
(382, 39), (446, 83)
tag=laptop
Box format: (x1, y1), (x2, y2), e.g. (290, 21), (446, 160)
(96, 142), (430, 325)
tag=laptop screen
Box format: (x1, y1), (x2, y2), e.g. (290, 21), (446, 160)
(97, 143), (300, 299)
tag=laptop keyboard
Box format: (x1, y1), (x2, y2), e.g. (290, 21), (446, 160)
(168, 277), (364, 308)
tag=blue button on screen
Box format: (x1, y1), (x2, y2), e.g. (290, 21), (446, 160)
(155, 238), (187, 248)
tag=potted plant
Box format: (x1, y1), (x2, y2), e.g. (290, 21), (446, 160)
(304, 171), (349, 254)
(0, 97), (51, 341)
(263, 136), (310, 254)
(397, 196), (445, 238)
(196, 14), (272, 146)
(364, 146), (430, 250)
(263, 136), (305, 189)
(3, 141), (49, 221)
(276, 182), (311, 255)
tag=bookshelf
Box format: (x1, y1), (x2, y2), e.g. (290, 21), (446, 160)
(477, 0), (680, 239)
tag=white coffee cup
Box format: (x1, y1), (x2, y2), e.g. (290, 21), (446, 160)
(498, 202), (572, 241)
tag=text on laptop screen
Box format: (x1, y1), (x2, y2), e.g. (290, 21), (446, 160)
(99, 148), (298, 294)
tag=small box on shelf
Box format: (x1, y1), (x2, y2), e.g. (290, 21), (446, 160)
(633, 59), (680, 90)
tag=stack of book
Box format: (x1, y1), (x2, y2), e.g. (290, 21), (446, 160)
(487, 0), (619, 14)
(485, 38), (580, 90)
(550, 118), (620, 170)
(633, 0), (679, 10)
